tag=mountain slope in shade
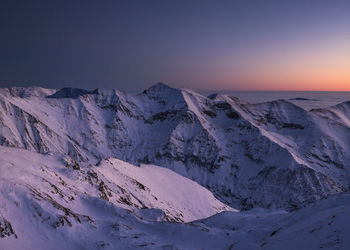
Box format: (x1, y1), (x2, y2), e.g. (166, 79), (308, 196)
(0, 84), (349, 211)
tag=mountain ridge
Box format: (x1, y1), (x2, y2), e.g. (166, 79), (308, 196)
(0, 83), (349, 210)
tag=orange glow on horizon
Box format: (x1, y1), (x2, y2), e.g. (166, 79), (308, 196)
(210, 37), (350, 91)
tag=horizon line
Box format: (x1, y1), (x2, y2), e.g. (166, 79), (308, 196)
(1, 83), (350, 93)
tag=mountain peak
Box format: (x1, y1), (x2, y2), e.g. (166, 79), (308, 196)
(47, 87), (92, 99)
(150, 82), (173, 89)
(141, 83), (182, 103)
(142, 82), (176, 94)
(207, 93), (219, 100)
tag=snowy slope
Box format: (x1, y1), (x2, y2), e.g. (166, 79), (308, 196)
(95, 158), (234, 222)
(0, 146), (232, 225)
(0, 146), (233, 249)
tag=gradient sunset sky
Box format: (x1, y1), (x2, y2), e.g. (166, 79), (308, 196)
(1, 0), (349, 91)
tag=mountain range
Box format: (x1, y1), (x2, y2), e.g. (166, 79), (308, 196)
(1, 83), (350, 249)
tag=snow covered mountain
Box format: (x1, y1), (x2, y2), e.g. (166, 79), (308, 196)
(0, 83), (349, 211)
(1, 83), (350, 249)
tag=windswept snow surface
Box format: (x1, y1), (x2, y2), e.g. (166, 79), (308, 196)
(1, 84), (350, 249)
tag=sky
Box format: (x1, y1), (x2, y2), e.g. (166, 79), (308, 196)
(0, 0), (349, 91)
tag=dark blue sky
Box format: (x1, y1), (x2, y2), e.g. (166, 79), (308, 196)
(1, 0), (349, 91)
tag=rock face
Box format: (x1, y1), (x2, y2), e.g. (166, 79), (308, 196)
(0, 83), (349, 210)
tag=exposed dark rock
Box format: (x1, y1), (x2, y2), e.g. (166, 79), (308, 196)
(0, 218), (17, 238)
(47, 88), (92, 99)
(202, 109), (216, 118)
